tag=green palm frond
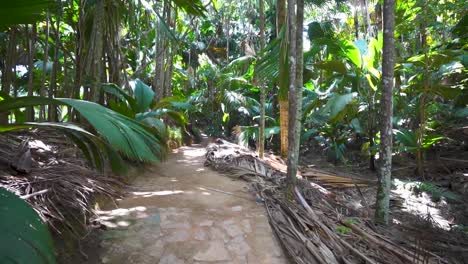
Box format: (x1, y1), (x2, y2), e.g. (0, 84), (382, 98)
(0, 97), (166, 163)
(234, 125), (280, 147)
(171, 0), (207, 17)
(0, 0), (55, 30)
(255, 27), (286, 84)
(223, 56), (256, 76)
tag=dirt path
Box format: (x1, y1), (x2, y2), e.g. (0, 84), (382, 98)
(92, 144), (288, 264)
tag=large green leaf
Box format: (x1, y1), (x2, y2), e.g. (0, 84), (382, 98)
(314, 60), (347, 74)
(0, 188), (55, 264)
(0, 0), (55, 30)
(102, 83), (138, 114)
(322, 93), (357, 120)
(131, 79), (155, 113)
(342, 40), (362, 69)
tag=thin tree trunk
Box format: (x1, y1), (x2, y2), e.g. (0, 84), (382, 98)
(276, 0), (286, 36)
(91, 0), (105, 103)
(354, 0), (359, 39)
(286, 0), (298, 197)
(72, 0), (85, 121)
(374, 0), (395, 225)
(277, 0), (288, 158)
(226, 11), (230, 62)
(40, 12), (50, 120)
(258, 0), (266, 159)
(164, 6), (174, 98)
(0, 27), (17, 125)
(368, 90), (376, 171)
(416, 7), (429, 179)
(362, 0), (371, 38)
(49, 13), (61, 122)
(26, 24), (37, 122)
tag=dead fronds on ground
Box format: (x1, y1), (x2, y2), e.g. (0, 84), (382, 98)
(0, 130), (120, 236)
(205, 140), (467, 264)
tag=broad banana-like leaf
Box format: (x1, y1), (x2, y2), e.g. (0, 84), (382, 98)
(322, 93), (357, 120)
(0, 188), (56, 264)
(342, 40), (362, 69)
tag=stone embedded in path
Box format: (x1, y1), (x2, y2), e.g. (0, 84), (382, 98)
(198, 220), (214, 227)
(231, 206), (243, 212)
(165, 229), (191, 242)
(227, 235), (251, 256)
(210, 227), (229, 242)
(194, 229), (208, 241)
(193, 240), (231, 262)
(222, 220), (244, 238)
(159, 254), (185, 264)
(241, 219), (252, 233)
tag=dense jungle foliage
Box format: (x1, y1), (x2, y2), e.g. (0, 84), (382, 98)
(0, 0), (467, 262)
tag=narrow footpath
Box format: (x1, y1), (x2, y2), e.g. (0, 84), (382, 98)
(92, 144), (288, 264)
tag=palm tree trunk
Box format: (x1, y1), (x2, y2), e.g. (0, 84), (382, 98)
(374, 0), (395, 225)
(91, 0), (104, 103)
(258, 0), (266, 159)
(164, 6), (174, 98)
(277, 0), (289, 158)
(286, 0), (298, 197)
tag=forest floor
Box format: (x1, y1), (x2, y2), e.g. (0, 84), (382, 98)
(75, 143), (289, 264)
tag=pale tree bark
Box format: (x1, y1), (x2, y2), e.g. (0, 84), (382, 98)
(374, 0), (395, 225)
(258, 0), (266, 159)
(286, 0), (298, 195)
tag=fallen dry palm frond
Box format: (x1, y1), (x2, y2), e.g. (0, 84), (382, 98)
(205, 140), (450, 264)
(0, 130), (120, 235)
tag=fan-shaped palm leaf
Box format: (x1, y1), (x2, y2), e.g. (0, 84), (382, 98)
(0, 97), (166, 163)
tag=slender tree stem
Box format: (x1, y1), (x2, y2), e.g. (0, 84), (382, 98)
(375, 0), (395, 225)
